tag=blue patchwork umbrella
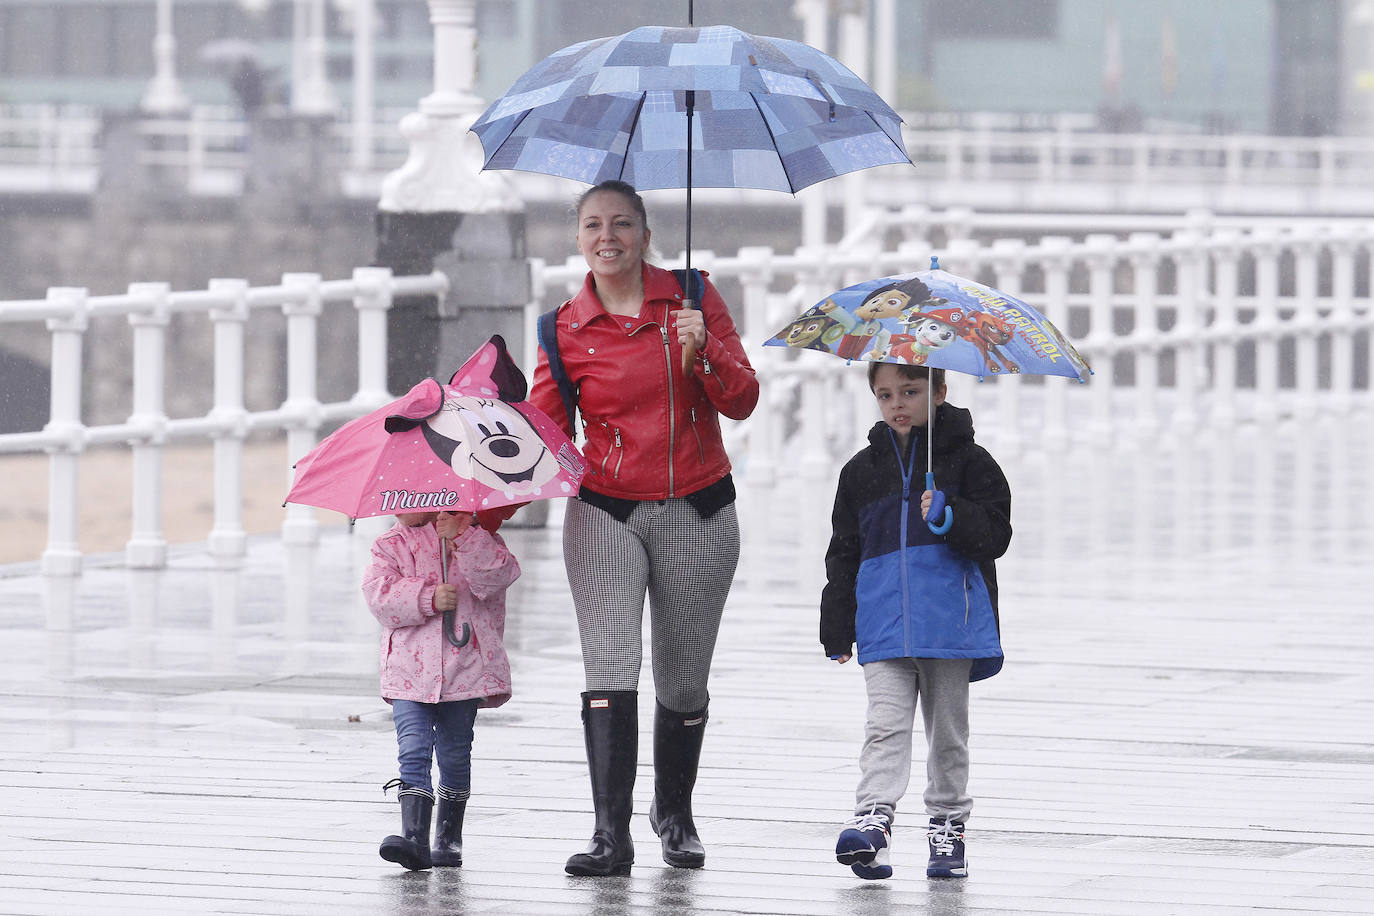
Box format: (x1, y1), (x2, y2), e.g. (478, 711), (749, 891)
(470, 23), (911, 368)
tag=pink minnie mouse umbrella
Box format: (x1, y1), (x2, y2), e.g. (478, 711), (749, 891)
(286, 335), (587, 647)
(287, 334), (587, 520)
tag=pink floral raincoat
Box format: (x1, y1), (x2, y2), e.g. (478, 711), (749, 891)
(362, 520), (521, 707)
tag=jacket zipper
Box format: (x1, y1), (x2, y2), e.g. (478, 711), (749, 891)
(891, 428), (914, 655)
(597, 419), (623, 479)
(661, 323), (676, 497)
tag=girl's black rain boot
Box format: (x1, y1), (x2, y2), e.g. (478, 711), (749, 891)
(379, 779), (433, 871)
(648, 700), (708, 868)
(431, 784), (469, 867)
(565, 690), (638, 877)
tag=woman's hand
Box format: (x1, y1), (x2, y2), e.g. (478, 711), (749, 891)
(672, 307), (707, 352)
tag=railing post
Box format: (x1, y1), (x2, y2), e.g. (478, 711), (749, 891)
(1171, 229), (1203, 430)
(1251, 227), (1281, 424)
(987, 237), (1027, 452)
(1326, 226), (1358, 415)
(1208, 231), (1241, 427)
(41, 287), (89, 632)
(1127, 232), (1163, 435)
(1084, 234), (1117, 440)
(1039, 235), (1076, 446)
(207, 278), (251, 568)
(125, 282), (171, 569)
(1290, 225), (1322, 409)
(352, 266), (395, 408)
(280, 272), (324, 548)
(735, 245), (777, 591)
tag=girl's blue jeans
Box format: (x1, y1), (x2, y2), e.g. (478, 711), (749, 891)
(390, 698), (480, 794)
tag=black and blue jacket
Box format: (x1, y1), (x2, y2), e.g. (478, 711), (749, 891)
(820, 404), (1012, 681)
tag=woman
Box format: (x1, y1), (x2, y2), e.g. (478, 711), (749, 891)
(529, 180), (759, 876)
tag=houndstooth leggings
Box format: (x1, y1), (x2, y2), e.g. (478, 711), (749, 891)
(563, 496), (740, 712)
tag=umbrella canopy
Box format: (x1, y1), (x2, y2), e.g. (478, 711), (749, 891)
(765, 259), (1092, 382)
(469, 24), (911, 194)
(285, 336), (587, 520)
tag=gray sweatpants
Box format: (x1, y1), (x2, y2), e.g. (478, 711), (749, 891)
(563, 496), (740, 712)
(854, 656), (973, 826)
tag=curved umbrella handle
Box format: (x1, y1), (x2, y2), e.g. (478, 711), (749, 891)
(439, 535), (471, 647)
(442, 610), (472, 648)
(924, 471), (953, 535)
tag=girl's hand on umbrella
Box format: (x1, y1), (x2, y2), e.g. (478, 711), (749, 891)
(672, 308), (707, 351)
(432, 583), (457, 613)
(436, 511), (475, 540)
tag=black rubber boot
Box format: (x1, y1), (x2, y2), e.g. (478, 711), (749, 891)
(648, 700), (708, 869)
(565, 690), (638, 877)
(379, 780), (433, 871)
(431, 784), (468, 867)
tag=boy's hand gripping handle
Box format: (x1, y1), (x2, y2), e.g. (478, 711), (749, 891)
(925, 472), (953, 535)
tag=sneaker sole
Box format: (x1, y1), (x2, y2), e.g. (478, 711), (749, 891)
(851, 862), (893, 880)
(927, 864), (968, 878)
(835, 830), (879, 866)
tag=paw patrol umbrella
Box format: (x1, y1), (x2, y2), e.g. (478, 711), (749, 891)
(764, 258), (1091, 531)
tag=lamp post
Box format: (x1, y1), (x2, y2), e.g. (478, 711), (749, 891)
(375, 0), (527, 437)
(350, 0), (376, 172)
(141, 0), (190, 114)
(379, 0), (512, 213)
(293, 0), (338, 115)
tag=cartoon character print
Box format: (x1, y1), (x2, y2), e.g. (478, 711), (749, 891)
(958, 311), (1021, 374)
(823, 277), (934, 360)
(770, 306), (845, 353)
(891, 304), (1023, 374)
(421, 396), (564, 495)
(869, 313), (958, 365)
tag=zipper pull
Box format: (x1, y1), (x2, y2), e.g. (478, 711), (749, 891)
(614, 428), (622, 447)
(702, 356), (712, 375)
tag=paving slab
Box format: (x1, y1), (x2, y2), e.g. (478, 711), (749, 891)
(0, 417), (1371, 914)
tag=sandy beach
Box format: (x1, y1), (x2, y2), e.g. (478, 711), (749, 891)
(0, 438), (345, 565)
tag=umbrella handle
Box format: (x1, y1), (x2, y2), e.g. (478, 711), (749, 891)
(924, 471), (953, 534)
(439, 536), (471, 647)
(443, 610), (472, 648)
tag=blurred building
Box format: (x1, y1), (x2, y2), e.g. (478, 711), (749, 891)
(0, 1), (1366, 133)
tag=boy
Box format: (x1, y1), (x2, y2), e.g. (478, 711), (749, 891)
(820, 362), (1011, 880)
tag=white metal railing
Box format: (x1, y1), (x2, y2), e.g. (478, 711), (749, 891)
(531, 216), (1374, 594)
(0, 268), (447, 626)
(9, 103), (1374, 212)
(5, 214), (1373, 621)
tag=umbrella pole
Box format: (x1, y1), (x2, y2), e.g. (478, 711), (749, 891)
(926, 379), (953, 534)
(681, 89), (699, 373)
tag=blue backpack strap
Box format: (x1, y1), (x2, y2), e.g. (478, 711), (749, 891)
(672, 268), (705, 306)
(537, 307), (578, 430)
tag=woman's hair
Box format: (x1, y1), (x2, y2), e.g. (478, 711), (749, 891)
(575, 180), (649, 229)
(867, 361), (946, 390)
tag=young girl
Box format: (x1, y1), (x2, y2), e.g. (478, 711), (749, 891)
(362, 509), (521, 871)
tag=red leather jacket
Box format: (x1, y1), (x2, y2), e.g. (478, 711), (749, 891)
(529, 262), (759, 501)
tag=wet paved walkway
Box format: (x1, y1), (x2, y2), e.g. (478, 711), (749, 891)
(1, 416), (1371, 915)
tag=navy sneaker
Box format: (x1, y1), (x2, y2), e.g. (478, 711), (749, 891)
(926, 816), (967, 878)
(835, 807), (892, 880)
